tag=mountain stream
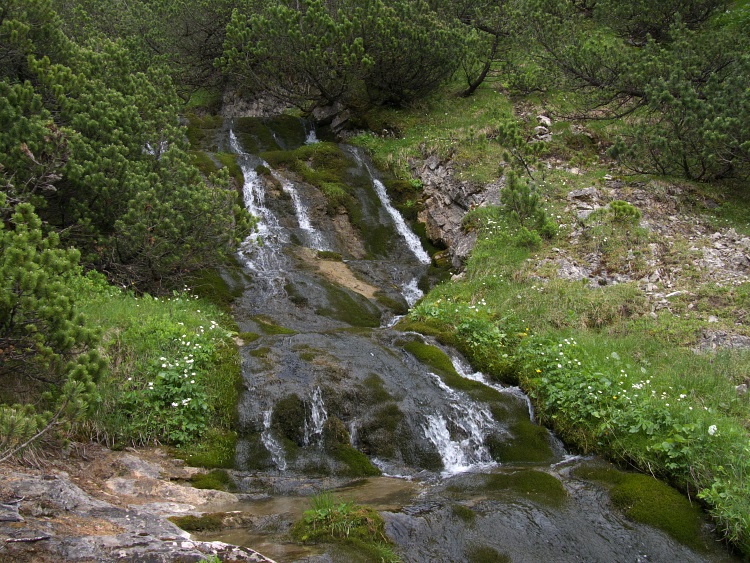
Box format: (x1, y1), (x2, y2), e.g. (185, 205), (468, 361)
(197, 117), (735, 563)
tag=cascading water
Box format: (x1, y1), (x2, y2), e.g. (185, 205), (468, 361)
(229, 129), (288, 283)
(372, 178), (431, 265)
(222, 118), (728, 563)
(451, 355), (536, 421)
(401, 277), (424, 308)
(349, 147), (431, 265)
(261, 410), (287, 470)
(303, 386), (328, 446)
(269, 168), (328, 251)
(423, 372), (495, 474)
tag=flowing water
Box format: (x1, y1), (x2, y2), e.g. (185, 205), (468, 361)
(207, 117), (736, 563)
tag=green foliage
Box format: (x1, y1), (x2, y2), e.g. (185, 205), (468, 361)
(499, 171), (557, 245)
(191, 469), (236, 491)
(1, 0), (249, 290)
(291, 493), (398, 562)
(221, 0), (470, 111)
(608, 200), (642, 224)
(0, 201), (104, 460)
(524, 0), (750, 180)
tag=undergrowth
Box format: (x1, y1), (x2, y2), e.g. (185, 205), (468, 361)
(73, 272), (241, 462)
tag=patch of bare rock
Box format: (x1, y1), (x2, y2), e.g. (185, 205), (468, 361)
(0, 445), (276, 563)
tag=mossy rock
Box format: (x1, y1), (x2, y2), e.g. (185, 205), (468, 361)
(169, 513), (225, 532)
(374, 291), (409, 315)
(252, 315), (297, 335)
(361, 373), (394, 404)
(323, 417), (351, 450)
(357, 403), (404, 459)
(249, 346), (270, 358)
(477, 470), (567, 507)
(318, 250), (343, 261)
(272, 394), (307, 445)
(452, 504), (477, 524)
(178, 429), (238, 469)
(238, 332), (261, 344)
(284, 282), (309, 307)
(331, 444), (382, 477)
(191, 469), (236, 492)
(467, 545), (511, 563)
(485, 420), (555, 464)
(316, 282), (381, 327)
(574, 465), (709, 551)
(399, 339), (503, 402)
(236, 432), (273, 470)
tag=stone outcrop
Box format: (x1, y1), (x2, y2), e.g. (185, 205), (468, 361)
(0, 447), (277, 563)
(412, 154), (499, 269)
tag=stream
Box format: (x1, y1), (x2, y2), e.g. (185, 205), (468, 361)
(198, 117), (736, 563)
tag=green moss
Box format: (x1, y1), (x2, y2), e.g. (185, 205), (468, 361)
(478, 470), (567, 507)
(574, 465), (709, 551)
(249, 346), (270, 358)
(467, 546), (510, 563)
(272, 394), (307, 445)
(284, 282), (309, 307)
(318, 250), (343, 261)
(361, 373), (393, 404)
(215, 152), (244, 186)
(191, 469), (236, 492)
(452, 504), (477, 524)
(291, 495), (394, 561)
(374, 291), (409, 315)
(238, 332), (261, 343)
(186, 263), (246, 314)
(252, 315), (298, 335)
(316, 282), (381, 327)
(169, 513), (225, 532)
(332, 444), (382, 477)
(191, 150), (219, 177)
(400, 339), (503, 403)
(358, 403), (404, 459)
(485, 420), (554, 464)
(178, 428), (238, 469)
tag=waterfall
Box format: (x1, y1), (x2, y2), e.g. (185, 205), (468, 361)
(229, 129), (288, 284)
(304, 123), (319, 145)
(424, 372), (495, 475)
(451, 356), (536, 422)
(401, 277), (424, 307)
(261, 410), (287, 470)
(304, 386), (328, 446)
(268, 168), (328, 250)
(372, 179), (431, 265)
(349, 147), (431, 265)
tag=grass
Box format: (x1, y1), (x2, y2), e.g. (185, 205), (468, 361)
(291, 493), (400, 563)
(71, 273), (241, 464)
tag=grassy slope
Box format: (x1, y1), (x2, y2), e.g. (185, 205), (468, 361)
(355, 83), (750, 555)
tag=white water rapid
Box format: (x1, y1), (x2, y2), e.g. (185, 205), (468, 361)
(261, 410), (287, 470)
(303, 386), (329, 446)
(423, 372), (495, 475)
(230, 129), (288, 281)
(451, 355), (536, 422)
(269, 168), (328, 250)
